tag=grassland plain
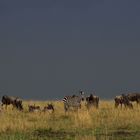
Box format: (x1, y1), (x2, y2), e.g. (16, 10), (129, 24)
(0, 100), (140, 140)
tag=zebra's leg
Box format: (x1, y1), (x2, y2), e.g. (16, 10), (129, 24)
(67, 106), (70, 116)
(64, 104), (68, 115)
(74, 106), (78, 115)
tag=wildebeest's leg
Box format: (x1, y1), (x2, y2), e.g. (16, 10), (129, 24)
(95, 103), (98, 109)
(124, 103), (127, 109)
(86, 103), (90, 110)
(4, 104), (7, 110)
(79, 104), (81, 109)
(96, 102), (99, 109)
(138, 100), (140, 107)
(1, 103), (4, 109)
(115, 102), (119, 108)
(120, 103), (123, 109)
(52, 108), (54, 113)
(129, 103), (133, 109)
(1, 104), (5, 110)
(12, 105), (14, 110)
(1, 103), (7, 110)
(12, 103), (16, 110)
(136, 99), (140, 106)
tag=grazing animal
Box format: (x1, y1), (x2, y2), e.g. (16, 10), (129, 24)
(127, 93), (140, 105)
(13, 98), (23, 111)
(43, 103), (54, 113)
(121, 94), (133, 109)
(86, 94), (99, 109)
(114, 95), (123, 108)
(114, 94), (133, 109)
(62, 90), (85, 113)
(1, 95), (23, 111)
(28, 104), (41, 112)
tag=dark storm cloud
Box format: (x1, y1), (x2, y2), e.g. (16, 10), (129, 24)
(0, 0), (140, 100)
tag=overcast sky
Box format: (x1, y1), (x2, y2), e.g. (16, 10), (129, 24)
(0, 0), (140, 100)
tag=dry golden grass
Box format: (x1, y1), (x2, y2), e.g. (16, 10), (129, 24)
(0, 100), (140, 138)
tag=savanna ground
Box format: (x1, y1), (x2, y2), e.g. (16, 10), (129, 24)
(0, 100), (140, 140)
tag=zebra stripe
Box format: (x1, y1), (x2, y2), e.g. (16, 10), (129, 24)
(62, 91), (85, 112)
(62, 97), (68, 102)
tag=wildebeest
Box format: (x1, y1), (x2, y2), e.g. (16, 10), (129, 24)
(114, 95), (123, 108)
(62, 90), (85, 113)
(127, 93), (140, 105)
(28, 104), (41, 112)
(14, 98), (23, 110)
(1, 95), (23, 111)
(114, 94), (133, 109)
(43, 103), (54, 113)
(86, 94), (99, 109)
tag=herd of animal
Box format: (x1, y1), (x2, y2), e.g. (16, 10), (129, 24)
(63, 90), (99, 113)
(114, 93), (140, 109)
(1, 95), (54, 113)
(0, 91), (140, 113)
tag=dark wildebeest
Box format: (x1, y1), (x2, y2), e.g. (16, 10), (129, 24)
(86, 94), (99, 109)
(43, 103), (54, 113)
(127, 93), (140, 105)
(14, 98), (23, 111)
(114, 94), (133, 109)
(114, 95), (123, 108)
(1, 95), (23, 111)
(62, 90), (85, 113)
(28, 104), (41, 112)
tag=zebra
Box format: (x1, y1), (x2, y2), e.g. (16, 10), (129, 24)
(62, 90), (85, 113)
